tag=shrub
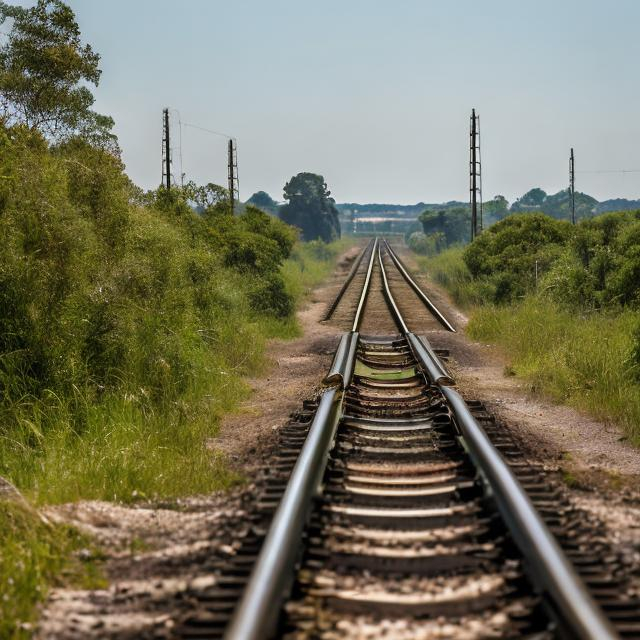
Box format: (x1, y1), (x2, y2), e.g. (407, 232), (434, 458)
(0, 122), (325, 506)
(249, 273), (293, 318)
(407, 231), (444, 256)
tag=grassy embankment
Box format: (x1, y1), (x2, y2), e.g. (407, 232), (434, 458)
(3, 238), (349, 507)
(417, 246), (640, 446)
(0, 124), (352, 635)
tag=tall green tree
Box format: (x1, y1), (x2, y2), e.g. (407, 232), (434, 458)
(279, 172), (340, 242)
(419, 207), (469, 246)
(0, 0), (114, 146)
(246, 190), (279, 215)
(482, 195), (509, 225)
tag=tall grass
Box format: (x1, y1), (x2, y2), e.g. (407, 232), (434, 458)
(282, 239), (352, 303)
(469, 299), (640, 444)
(0, 500), (105, 638)
(416, 247), (488, 307)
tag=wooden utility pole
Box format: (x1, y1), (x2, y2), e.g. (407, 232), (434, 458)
(162, 108), (171, 191)
(570, 148), (576, 224)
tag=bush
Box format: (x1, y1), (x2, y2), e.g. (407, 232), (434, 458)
(0, 122), (331, 506)
(407, 231), (444, 256)
(249, 273), (293, 318)
(463, 214), (571, 287)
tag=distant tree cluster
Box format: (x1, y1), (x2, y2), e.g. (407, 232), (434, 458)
(246, 190), (279, 215)
(510, 188), (598, 220)
(279, 172), (341, 242)
(460, 211), (640, 307)
(419, 207), (469, 247)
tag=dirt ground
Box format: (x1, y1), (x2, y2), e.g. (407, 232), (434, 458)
(36, 240), (640, 636)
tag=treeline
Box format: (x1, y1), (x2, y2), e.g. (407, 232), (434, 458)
(415, 211), (640, 444)
(408, 187), (640, 255)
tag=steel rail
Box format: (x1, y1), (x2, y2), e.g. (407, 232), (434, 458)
(406, 332), (454, 385)
(442, 385), (618, 640)
(323, 238), (373, 321)
(226, 236), (617, 640)
(224, 334), (358, 640)
(324, 331), (359, 389)
(377, 240), (409, 334)
(376, 240), (617, 639)
(351, 237), (378, 332)
(413, 343), (618, 640)
(382, 238), (456, 332)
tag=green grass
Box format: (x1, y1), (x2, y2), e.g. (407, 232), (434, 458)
(416, 247), (489, 308)
(410, 244), (640, 445)
(282, 238), (352, 303)
(467, 298), (640, 445)
(0, 499), (105, 639)
(0, 239), (351, 506)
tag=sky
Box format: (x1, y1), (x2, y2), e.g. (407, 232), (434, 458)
(54, 1), (640, 204)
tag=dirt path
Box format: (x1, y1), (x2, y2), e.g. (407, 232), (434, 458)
(36, 243), (362, 639)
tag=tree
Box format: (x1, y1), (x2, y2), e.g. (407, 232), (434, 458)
(463, 213), (571, 302)
(246, 190), (279, 215)
(279, 172), (340, 242)
(184, 181), (228, 212)
(0, 0), (112, 144)
(419, 207), (469, 246)
(513, 188), (547, 209)
(482, 195), (509, 224)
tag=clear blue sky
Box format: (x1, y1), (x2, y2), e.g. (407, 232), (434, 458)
(60, 0), (640, 204)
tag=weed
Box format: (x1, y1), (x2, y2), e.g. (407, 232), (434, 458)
(0, 499), (105, 638)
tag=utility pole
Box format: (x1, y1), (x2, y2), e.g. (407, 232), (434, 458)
(469, 109), (483, 241)
(570, 148), (576, 224)
(228, 138), (239, 214)
(162, 108), (171, 191)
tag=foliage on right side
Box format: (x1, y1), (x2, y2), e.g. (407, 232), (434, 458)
(414, 211), (640, 444)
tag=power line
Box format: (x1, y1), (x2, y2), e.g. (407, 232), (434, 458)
(181, 122), (235, 140)
(577, 169), (640, 174)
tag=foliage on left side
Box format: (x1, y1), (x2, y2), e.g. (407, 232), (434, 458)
(0, 122), (303, 504)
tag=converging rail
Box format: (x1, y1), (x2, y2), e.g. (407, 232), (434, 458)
(219, 237), (630, 640)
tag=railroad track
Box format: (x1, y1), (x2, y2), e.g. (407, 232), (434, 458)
(179, 239), (639, 639)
